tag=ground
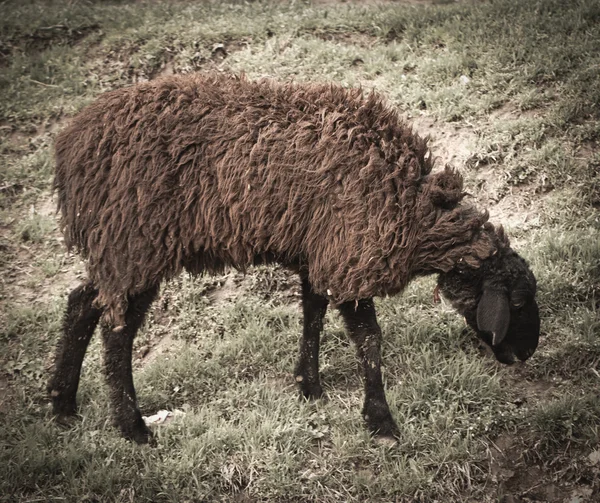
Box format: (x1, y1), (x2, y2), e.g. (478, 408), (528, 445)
(1, 0), (599, 502)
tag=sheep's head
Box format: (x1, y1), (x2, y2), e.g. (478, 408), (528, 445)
(437, 247), (540, 365)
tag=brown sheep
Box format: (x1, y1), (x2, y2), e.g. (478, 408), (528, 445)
(49, 73), (540, 444)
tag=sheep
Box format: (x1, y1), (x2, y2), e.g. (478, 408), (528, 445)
(48, 73), (540, 444)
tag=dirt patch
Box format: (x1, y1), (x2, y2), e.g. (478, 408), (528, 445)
(480, 362), (599, 503)
(0, 375), (13, 414)
(207, 275), (243, 305)
(410, 115), (544, 235)
(476, 177), (544, 236)
(0, 192), (85, 311)
(242, 266), (301, 306)
(485, 431), (598, 503)
(35, 116), (70, 137)
(0, 183), (24, 199)
(311, 0), (437, 4)
(488, 103), (541, 122)
(134, 266), (301, 369)
(411, 115), (477, 168)
(302, 28), (380, 48)
(1, 24), (101, 66)
(137, 332), (182, 367)
(88, 36), (251, 87)
(152, 39), (250, 80)
(194, 267), (300, 310)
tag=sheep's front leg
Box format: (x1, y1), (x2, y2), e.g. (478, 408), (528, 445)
(101, 286), (158, 444)
(48, 282), (101, 420)
(338, 299), (399, 439)
(295, 277), (328, 399)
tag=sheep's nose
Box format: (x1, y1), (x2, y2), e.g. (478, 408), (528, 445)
(517, 347), (535, 361)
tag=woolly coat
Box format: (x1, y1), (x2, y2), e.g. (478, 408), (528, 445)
(54, 73), (498, 326)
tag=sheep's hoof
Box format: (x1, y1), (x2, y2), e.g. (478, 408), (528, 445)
(297, 378), (324, 401)
(53, 412), (80, 429)
(371, 423), (400, 444)
(365, 414), (400, 443)
(50, 393), (78, 420)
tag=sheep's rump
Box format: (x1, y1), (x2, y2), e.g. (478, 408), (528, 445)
(54, 73), (491, 325)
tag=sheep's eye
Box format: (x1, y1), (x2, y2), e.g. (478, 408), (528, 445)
(512, 300), (525, 308)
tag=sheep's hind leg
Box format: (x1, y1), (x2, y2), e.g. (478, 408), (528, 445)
(338, 299), (399, 440)
(101, 286), (158, 444)
(295, 276), (328, 400)
(48, 282), (101, 421)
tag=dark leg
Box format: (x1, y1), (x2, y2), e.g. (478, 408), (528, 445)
(295, 276), (328, 400)
(48, 282), (101, 419)
(101, 286), (158, 444)
(338, 299), (398, 439)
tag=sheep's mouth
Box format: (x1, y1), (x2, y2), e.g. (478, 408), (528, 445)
(466, 315), (538, 365)
(473, 332), (518, 365)
(478, 331), (536, 365)
(491, 342), (536, 365)
(514, 346), (536, 362)
(491, 345), (517, 365)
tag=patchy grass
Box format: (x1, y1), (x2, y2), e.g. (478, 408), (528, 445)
(1, 0), (599, 502)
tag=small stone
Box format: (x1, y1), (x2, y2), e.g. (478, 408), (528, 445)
(295, 375), (304, 382)
(588, 449), (600, 465)
(459, 75), (470, 85)
(211, 43), (227, 60)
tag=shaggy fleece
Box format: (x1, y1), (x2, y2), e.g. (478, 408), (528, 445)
(54, 73), (497, 325)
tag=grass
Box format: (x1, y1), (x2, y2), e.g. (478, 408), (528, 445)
(1, 0), (599, 501)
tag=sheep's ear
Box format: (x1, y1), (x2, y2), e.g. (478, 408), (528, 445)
(477, 289), (510, 346)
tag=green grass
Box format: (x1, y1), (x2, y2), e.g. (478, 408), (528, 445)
(1, 0), (599, 501)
